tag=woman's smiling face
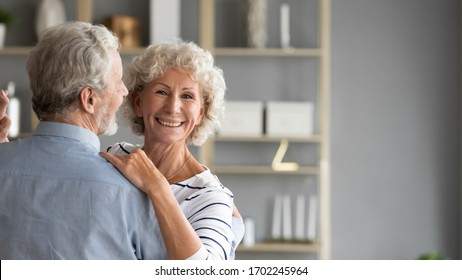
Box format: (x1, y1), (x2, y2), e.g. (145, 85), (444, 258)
(134, 67), (205, 144)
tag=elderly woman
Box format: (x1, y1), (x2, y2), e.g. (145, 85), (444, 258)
(100, 41), (244, 260)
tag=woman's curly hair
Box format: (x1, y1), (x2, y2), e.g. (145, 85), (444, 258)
(122, 40), (226, 146)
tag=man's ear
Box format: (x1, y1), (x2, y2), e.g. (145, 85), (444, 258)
(79, 86), (97, 114)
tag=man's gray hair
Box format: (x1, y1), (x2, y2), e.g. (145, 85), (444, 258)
(27, 21), (120, 120)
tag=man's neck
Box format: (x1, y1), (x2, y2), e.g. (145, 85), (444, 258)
(44, 113), (99, 135)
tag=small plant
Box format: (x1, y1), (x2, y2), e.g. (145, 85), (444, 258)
(0, 6), (14, 28)
(418, 251), (444, 260)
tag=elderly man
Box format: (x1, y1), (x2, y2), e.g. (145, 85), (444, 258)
(0, 22), (165, 259)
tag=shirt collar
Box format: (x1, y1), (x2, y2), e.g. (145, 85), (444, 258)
(33, 121), (101, 151)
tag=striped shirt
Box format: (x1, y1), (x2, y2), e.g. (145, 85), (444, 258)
(107, 142), (244, 260)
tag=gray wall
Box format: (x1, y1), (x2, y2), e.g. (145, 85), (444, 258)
(331, 0), (460, 259)
(0, 0), (460, 259)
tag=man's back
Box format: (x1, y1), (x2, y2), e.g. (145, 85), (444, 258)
(0, 122), (165, 259)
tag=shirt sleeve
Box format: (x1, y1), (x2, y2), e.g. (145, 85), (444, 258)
(186, 189), (235, 260)
(185, 245), (209, 260)
(187, 216), (244, 260)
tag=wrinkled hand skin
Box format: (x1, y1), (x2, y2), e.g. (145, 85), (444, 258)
(0, 89), (11, 143)
(99, 149), (165, 195)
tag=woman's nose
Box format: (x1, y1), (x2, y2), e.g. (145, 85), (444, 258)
(164, 95), (180, 114)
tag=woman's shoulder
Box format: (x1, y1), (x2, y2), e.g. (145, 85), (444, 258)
(184, 169), (234, 196)
(105, 142), (142, 155)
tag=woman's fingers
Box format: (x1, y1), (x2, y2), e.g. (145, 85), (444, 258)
(0, 89), (9, 119)
(0, 115), (11, 143)
(100, 150), (159, 193)
(232, 202), (242, 219)
(99, 151), (123, 168)
(0, 91), (11, 142)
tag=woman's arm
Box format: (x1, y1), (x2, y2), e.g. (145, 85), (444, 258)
(100, 149), (203, 260)
(184, 188), (235, 259)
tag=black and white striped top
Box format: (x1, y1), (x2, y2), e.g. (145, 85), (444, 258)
(107, 142), (244, 260)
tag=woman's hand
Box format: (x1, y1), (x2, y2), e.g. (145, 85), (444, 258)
(0, 90), (11, 143)
(232, 202), (242, 219)
(100, 149), (167, 195)
(101, 149), (203, 260)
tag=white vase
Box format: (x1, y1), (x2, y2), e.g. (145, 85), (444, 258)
(35, 0), (67, 40)
(0, 23), (6, 48)
(244, 0), (267, 48)
(6, 81), (20, 138)
(150, 0), (181, 44)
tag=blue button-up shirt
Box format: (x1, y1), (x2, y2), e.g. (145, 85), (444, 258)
(0, 121), (165, 259)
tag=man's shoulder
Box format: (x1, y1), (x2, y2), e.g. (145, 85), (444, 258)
(0, 138), (32, 165)
(79, 154), (137, 189)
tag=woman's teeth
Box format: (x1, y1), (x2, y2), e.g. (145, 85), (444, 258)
(158, 119), (181, 127)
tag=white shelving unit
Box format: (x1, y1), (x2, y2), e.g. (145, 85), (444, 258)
(198, 0), (331, 259)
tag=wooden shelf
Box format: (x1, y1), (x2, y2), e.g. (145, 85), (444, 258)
(213, 47), (322, 57)
(201, 0), (332, 259)
(214, 135), (322, 143)
(0, 46), (321, 57)
(0, 47), (34, 56)
(0, 47), (145, 56)
(238, 241), (320, 253)
(119, 47), (146, 56)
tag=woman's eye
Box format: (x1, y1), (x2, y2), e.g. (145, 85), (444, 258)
(155, 90), (168, 95)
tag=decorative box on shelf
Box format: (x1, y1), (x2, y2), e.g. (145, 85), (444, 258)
(219, 101), (263, 137)
(103, 15), (141, 48)
(266, 101), (314, 137)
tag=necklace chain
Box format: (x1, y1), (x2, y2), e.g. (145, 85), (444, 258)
(166, 153), (192, 181)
